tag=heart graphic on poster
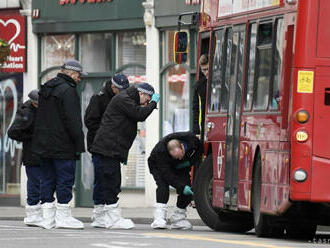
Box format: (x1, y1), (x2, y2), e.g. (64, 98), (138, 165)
(0, 19), (21, 44)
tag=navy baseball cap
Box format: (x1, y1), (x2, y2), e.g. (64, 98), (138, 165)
(111, 74), (129, 91)
(61, 59), (88, 76)
(136, 82), (155, 96)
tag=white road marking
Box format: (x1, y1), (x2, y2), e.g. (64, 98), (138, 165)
(111, 241), (150, 246)
(91, 244), (126, 248)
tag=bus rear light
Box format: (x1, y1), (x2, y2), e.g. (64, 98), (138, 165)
(293, 169), (307, 182)
(296, 130), (308, 142)
(296, 110), (310, 123)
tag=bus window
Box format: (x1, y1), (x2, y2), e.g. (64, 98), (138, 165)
(208, 29), (224, 113)
(221, 28), (233, 112)
(270, 19), (284, 110)
(244, 23), (257, 111)
(254, 22), (273, 110)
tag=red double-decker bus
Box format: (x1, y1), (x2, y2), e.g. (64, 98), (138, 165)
(191, 0), (330, 238)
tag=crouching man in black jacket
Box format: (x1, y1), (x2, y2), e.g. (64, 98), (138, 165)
(148, 131), (201, 230)
(92, 83), (159, 229)
(84, 74), (129, 228)
(32, 60), (86, 230)
(8, 90), (42, 227)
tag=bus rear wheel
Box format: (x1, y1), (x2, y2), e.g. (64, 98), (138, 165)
(194, 155), (253, 232)
(252, 153), (284, 237)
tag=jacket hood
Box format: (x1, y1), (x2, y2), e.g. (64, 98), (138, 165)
(39, 73), (75, 98)
(164, 131), (195, 144)
(126, 85), (140, 105)
(22, 100), (36, 109)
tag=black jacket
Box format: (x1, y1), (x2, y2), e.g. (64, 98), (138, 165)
(84, 81), (115, 153)
(192, 76), (207, 136)
(148, 131), (202, 194)
(92, 86), (157, 162)
(32, 73), (85, 160)
(8, 100), (40, 166)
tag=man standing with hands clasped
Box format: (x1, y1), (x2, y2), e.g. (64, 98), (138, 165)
(32, 59), (86, 230)
(92, 82), (160, 229)
(148, 131), (201, 230)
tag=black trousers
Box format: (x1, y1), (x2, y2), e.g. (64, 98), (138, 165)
(151, 168), (192, 209)
(99, 155), (121, 205)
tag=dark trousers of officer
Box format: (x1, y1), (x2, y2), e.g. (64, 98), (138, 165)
(92, 154), (105, 205)
(25, 166), (41, 206)
(151, 168), (192, 209)
(99, 155), (121, 205)
(40, 158), (76, 204)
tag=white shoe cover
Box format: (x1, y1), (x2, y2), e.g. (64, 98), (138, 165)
(91, 205), (107, 228)
(170, 207), (192, 230)
(104, 203), (135, 229)
(39, 202), (56, 229)
(151, 203), (167, 229)
(24, 204), (43, 227)
(55, 203), (84, 229)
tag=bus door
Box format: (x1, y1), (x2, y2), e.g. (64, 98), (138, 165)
(223, 25), (246, 208)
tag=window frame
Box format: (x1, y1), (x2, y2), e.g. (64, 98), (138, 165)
(242, 17), (284, 113)
(207, 28), (225, 114)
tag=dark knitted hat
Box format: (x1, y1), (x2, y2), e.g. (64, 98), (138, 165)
(61, 59), (87, 75)
(136, 83), (155, 96)
(28, 89), (39, 104)
(111, 74), (129, 91)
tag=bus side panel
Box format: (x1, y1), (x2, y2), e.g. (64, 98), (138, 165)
(206, 115), (227, 208)
(212, 142), (224, 208)
(311, 156), (330, 202)
(262, 149), (279, 214)
(313, 67), (330, 158)
(310, 66), (330, 202)
(277, 143), (291, 213)
(316, 0), (330, 58)
(237, 141), (251, 211)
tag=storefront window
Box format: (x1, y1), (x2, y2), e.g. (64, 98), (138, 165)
(162, 30), (190, 136)
(41, 34), (75, 83)
(117, 31), (146, 81)
(80, 33), (113, 73)
(0, 74), (23, 195)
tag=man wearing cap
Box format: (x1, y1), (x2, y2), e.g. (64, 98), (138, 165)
(84, 74), (129, 228)
(92, 83), (160, 229)
(8, 90), (42, 227)
(32, 59), (86, 229)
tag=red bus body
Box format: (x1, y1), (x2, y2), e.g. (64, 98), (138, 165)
(199, 0), (330, 225)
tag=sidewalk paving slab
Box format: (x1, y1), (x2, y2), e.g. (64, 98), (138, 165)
(0, 206), (205, 226)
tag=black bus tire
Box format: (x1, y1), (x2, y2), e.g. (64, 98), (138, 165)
(252, 152), (284, 237)
(194, 155), (253, 232)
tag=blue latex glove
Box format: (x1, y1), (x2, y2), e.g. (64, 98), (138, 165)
(183, 185), (194, 196)
(151, 93), (160, 103)
(176, 160), (191, 169)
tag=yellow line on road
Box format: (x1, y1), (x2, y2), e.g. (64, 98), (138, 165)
(143, 233), (293, 248)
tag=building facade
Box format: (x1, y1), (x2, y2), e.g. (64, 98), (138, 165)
(0, 0), (33, 206)
(1, 0), (200, 207)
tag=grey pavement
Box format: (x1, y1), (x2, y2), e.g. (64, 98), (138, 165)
(0, 206), (205, 226)
(1, 221), (330, 248)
